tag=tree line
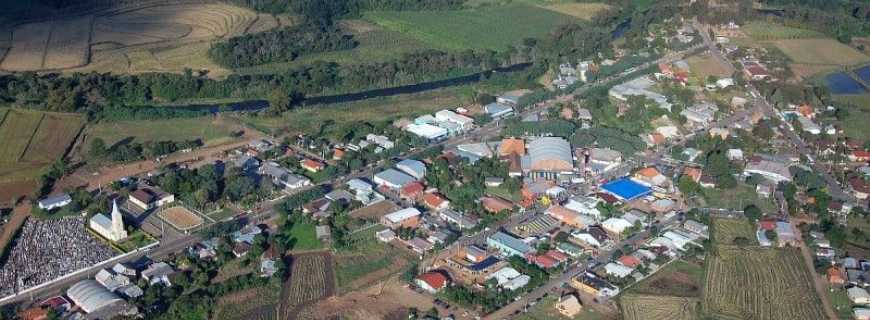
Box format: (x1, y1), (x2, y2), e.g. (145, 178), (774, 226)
(208, 24), (357, 68)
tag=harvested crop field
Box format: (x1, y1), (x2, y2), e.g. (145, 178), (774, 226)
(703, 246), (826, 320)
(213, 282), (281, 320)
(279, 252), (336, 319)
(0, 109), (42, 163)
(621, 294), (698, 320)
(711, 217), (757, 246)
(1, 3), (278, 77)
(157, 206), (203, 231)
(21, 113), (86, 163)
(772, 38), (870, 66)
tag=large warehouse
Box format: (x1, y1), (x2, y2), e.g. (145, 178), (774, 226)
(526, 137), (574, 180)
(67, 280), (124, 314)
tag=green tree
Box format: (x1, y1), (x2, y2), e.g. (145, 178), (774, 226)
(743, 204), (762, 222)
(89, 137), (108, 158)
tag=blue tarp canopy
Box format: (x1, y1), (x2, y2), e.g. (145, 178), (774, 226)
(601, 178), (652, 201)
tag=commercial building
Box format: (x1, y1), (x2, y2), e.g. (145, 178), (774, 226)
(66, 280), (126, 314)
(526, 137), (574, 180)
(406, 124), (448, 141)
(373, 169), (416, 189)
(396, 159), (426, 180)
(128, 187), (175, 210)
(609, 77), (672, 112)
(487, 231), (532, 257)
(600, 178), (652, 201)
(37, 193), (72, 211)
(744, 159), (792, 183)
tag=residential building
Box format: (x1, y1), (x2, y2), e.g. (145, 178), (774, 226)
(633, 167), (667, 187)
(423, 193), (449, 211)
(570, 272), (619, 298)
(365, 134), (395, 149)
(260, 162), (311, 190)
(849, 287), (870, 305)
(484, 102), (514, 118)
(486, 267), (530, 291)
(602, 218), (633, 236)
(744, 159), (792, 183)
(546, 206), (593, 229)
(381, 208), (422, 229)
(681, 102), (717, 126)
(850, 177), (870, 200)
(416, 271), (449, 293)
(555, 294), (583, 318)
(563, 196), (601, 218)
(481, 196), (514, 214)
(439, 209), (478, 229)
(300, 159), (325, 172)
(435, 110), (474, 130)
(128, 187), (175, 210)
(604, 262), (633, 278)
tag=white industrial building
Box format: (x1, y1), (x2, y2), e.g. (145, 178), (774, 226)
(406, 123), (448, 141)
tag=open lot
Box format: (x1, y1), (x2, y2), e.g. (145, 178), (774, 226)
(157, 206), (203, 231)
(703, 246), (826, 320)
(627, 260), (704, 297)
(710, 217), (757, 246)
(686, 53), (733, 79)
(701, 184), (778, 213)
(364, 4), (580, 51)
(83, 116), (243, 152)
(621, 294), (699, 320)
(213, 282), (281, 320)
(284, 222), (323, 251)
(517, 295), (614, 320)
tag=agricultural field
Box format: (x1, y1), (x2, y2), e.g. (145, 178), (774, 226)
(363, 4), (580, 51)
(627, 260), (704, 297)
(213, 282), (281, 320)
(703, 246), (826, 320)
(539, 2), (611, 20)
(710, 218), (757, 246)
(1, 3), (278, 77)
(236, 86), (471, 135)
(83, 116), (243, 153)
(279, 252), (335, 319)
(621, 294), (699, 320)
(772, 38), (870, 67)
(0, 109), (85, 198)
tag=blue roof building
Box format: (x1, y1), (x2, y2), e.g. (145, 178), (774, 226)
(601, 178), (652, 201)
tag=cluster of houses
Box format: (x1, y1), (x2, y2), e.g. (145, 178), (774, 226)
(826, 255), (870, 320)
(230, 139), (330, 192)
(402, 108), (476, 141)
(552, 61), (592, 90)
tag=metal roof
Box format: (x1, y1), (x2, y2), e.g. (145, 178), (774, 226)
(67, 280), (123, 314)
(528, 137), (573, 172)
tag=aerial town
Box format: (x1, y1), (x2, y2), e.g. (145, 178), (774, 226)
(0, 0), (868, 320)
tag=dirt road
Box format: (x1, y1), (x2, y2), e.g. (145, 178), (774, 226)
(0, 202), (31, 258)
(795, 227), (838, 320)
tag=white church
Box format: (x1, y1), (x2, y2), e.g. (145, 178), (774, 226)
(90, 199), (128, 242)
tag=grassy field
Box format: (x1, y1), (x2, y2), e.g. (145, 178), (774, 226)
(284, 222), (322, 251)
(333, 225), (411, 293)
(236, 86), (471, 134)
(772, 38), (870, 66)
(742, 21), (824, 41)
(627, 260), (704, 297)
(828, 289), (854, 320)
(711, 218), (757, 246)
(236, 21), (434, 76)
(84, 116), (243, 150)
(364, 4), (580, 51)
(832, 101), (870, 143)
(703, 246), (826, 320)
(701, 184), (778, 213)
(621, 294), (699, 320)
(515, 295), (611, 320)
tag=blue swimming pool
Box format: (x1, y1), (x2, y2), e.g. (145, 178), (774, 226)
(856, 65), (870, 84)
(826, 72), (866, 95)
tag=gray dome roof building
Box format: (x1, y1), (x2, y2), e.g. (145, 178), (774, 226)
(67, 280), (123, 314)
(528, 137), (573, 172)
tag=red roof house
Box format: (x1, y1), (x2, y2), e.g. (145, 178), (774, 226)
(401, 182), (425, 201)
(422, 193), (449, 210)
(759, 218), (777, 231)
(527, 253), (560, 269)
(481, 196), (514, 214)
(415, 271), (449, 293)
(545, 250), (569, 263)
(300, 159), (326, 172)
(850, 150), (870, 162)
(618, 255), (642, 268)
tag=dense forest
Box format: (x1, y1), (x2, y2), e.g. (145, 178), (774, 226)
(208, 25), (357, 68)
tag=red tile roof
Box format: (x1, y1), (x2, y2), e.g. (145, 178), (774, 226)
(545, 250), (569, 263)
(401, 182), (425, 197)
(417, 271), (448, 290)
(301, 159), (325, 171)
(850, 177), (870, 194)
(481, 197), (513, 213)
(423, 193), (447, 208)
(529, 254), (559, 269)
(618, 255), (641, 268)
